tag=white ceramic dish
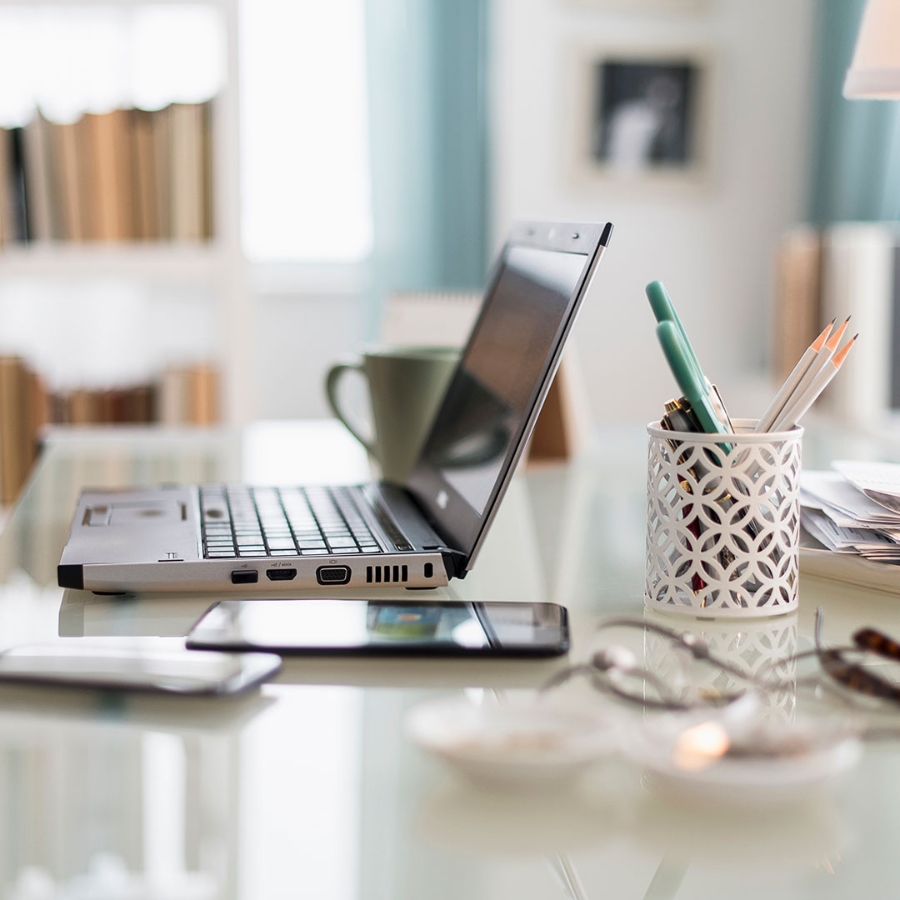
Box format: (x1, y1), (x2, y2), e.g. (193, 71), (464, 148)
(405, 695), (619, 789)
(626, 710), (862, 806)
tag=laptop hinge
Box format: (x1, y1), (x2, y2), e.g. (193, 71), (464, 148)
(440, 549), (469, 580)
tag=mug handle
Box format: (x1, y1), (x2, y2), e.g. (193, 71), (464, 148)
(325, 359), (376, 456)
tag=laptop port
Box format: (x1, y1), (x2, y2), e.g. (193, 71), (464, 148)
(266, 568), (297, 582)
(231, 570), (258, 585)
(316, 565), (351, 585)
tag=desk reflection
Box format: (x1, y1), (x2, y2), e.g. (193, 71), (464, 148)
(0, 687), (271, 900)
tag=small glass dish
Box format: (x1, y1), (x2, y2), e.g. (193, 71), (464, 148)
(625, 701), (862, 806)
(404, 694), (620, 789)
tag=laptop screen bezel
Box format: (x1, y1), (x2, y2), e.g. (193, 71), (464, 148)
(404, 220), (611, 570)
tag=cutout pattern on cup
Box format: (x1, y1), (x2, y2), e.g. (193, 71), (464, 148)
(645, 427), (801, 618)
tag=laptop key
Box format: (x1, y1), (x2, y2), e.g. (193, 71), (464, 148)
(267, 539), (297, 550)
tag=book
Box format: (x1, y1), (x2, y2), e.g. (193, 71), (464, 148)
(0, 129), (11, 246)
(380, 291), (482, 347)
(50, 118), (86, 241)
(159, 365), (189, 424)
(113, 109), (137, 240)
(74, 114), (96, 240)
(202, 99), (214, 239)
(67, 388), (96, 425)
(151, 105), (172, 240)
(0, 357), (22, 503)
(820, 223), (894, 426)
(7, 128), (28, 242)
(0, 356), (40, 505)
(159, 363), (220, 424)
(773, 226), (822, 382)
(22, 111), (56, 241)
(187, 363), (219, 424)
(84, 109), (135, 241)
(170, 103), (206, 241)
(0, 100), (213, 246)
(525, 348), (592, 465)
(132, 109), (158, 240)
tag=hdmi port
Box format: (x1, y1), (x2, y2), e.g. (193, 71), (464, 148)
(266, 568), (297, 582)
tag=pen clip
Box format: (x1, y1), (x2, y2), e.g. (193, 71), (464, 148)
(707, 384), (734, 433)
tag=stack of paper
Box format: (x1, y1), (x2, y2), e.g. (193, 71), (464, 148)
(801, 462), (900, 563)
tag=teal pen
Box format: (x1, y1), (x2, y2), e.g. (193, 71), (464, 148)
(656, 321), (733, 452)
(647, 280), (734, 432)
(646, 280), (704, 382)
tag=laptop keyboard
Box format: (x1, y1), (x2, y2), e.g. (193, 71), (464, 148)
(200, 485), (384, 559)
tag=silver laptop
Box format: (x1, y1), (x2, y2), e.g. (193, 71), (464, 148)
(58, 221), (612, 594)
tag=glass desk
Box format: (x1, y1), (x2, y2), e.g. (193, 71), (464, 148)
(1, 420), (900, 899)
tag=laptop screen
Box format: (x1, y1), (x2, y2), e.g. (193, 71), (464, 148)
(405, 221), (610, 572)
(419, 246), (589, 516)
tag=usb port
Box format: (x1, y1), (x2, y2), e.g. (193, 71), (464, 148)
(231, 570), (258, 585)
(266, 568), (297, 582)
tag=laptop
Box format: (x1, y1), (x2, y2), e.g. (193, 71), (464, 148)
(58, 221), (613, 594)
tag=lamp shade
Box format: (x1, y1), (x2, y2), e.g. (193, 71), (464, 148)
(844, 0), (900, 98)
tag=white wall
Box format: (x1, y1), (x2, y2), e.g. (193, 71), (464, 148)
(254, 0), (816, 425)
(253, 290), (367, 420)
(490, 0), (816, 425)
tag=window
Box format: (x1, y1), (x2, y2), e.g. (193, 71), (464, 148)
(239, 0), (373, 263)
(0, 6), (223, 124)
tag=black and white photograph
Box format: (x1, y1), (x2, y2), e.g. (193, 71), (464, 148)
(568, 45), (714, 187)
(592, 59), (700, 171)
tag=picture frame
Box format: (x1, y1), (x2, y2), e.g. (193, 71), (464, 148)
(567, 44), (716, 190)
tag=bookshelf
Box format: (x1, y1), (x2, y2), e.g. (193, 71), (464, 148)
(0, 0), (253, 431)
(0, 243), (223, 282)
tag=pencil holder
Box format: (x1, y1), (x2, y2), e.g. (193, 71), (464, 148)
(645, 419), (802, 618)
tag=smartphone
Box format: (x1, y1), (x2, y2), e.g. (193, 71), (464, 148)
(0, 639), (282, 695)
(186, 599), (569, 658)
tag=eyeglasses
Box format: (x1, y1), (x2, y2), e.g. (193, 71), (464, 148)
(541, 616), (777, 711)
(542, 611), (900, 715)
(792, 607), (900, 706)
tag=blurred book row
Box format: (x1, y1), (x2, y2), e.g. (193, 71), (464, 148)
(0, 101), (214, 246)
(0, 357), (220, 504)
(773, 223), (900, 427)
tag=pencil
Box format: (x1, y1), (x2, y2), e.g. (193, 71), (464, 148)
(755, 319), (834, 433)
(771, 334), (858, 431)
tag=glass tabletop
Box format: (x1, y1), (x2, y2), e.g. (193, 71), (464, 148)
(1, 420), (900, 899)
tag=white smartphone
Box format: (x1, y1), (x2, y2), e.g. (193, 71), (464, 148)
(0, 639), (281, 695)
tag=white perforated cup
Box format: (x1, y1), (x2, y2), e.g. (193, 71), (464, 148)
(645, 419), (802, 618)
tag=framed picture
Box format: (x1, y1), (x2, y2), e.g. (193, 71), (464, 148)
(568, 45), (715, 188)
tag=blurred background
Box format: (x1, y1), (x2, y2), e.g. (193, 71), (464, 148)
(0, 0), (893, 464)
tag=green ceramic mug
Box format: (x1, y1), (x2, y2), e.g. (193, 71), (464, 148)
(325, 346), (459, 485)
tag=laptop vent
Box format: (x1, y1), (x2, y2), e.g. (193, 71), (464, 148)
(366, 565), (408, 584)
